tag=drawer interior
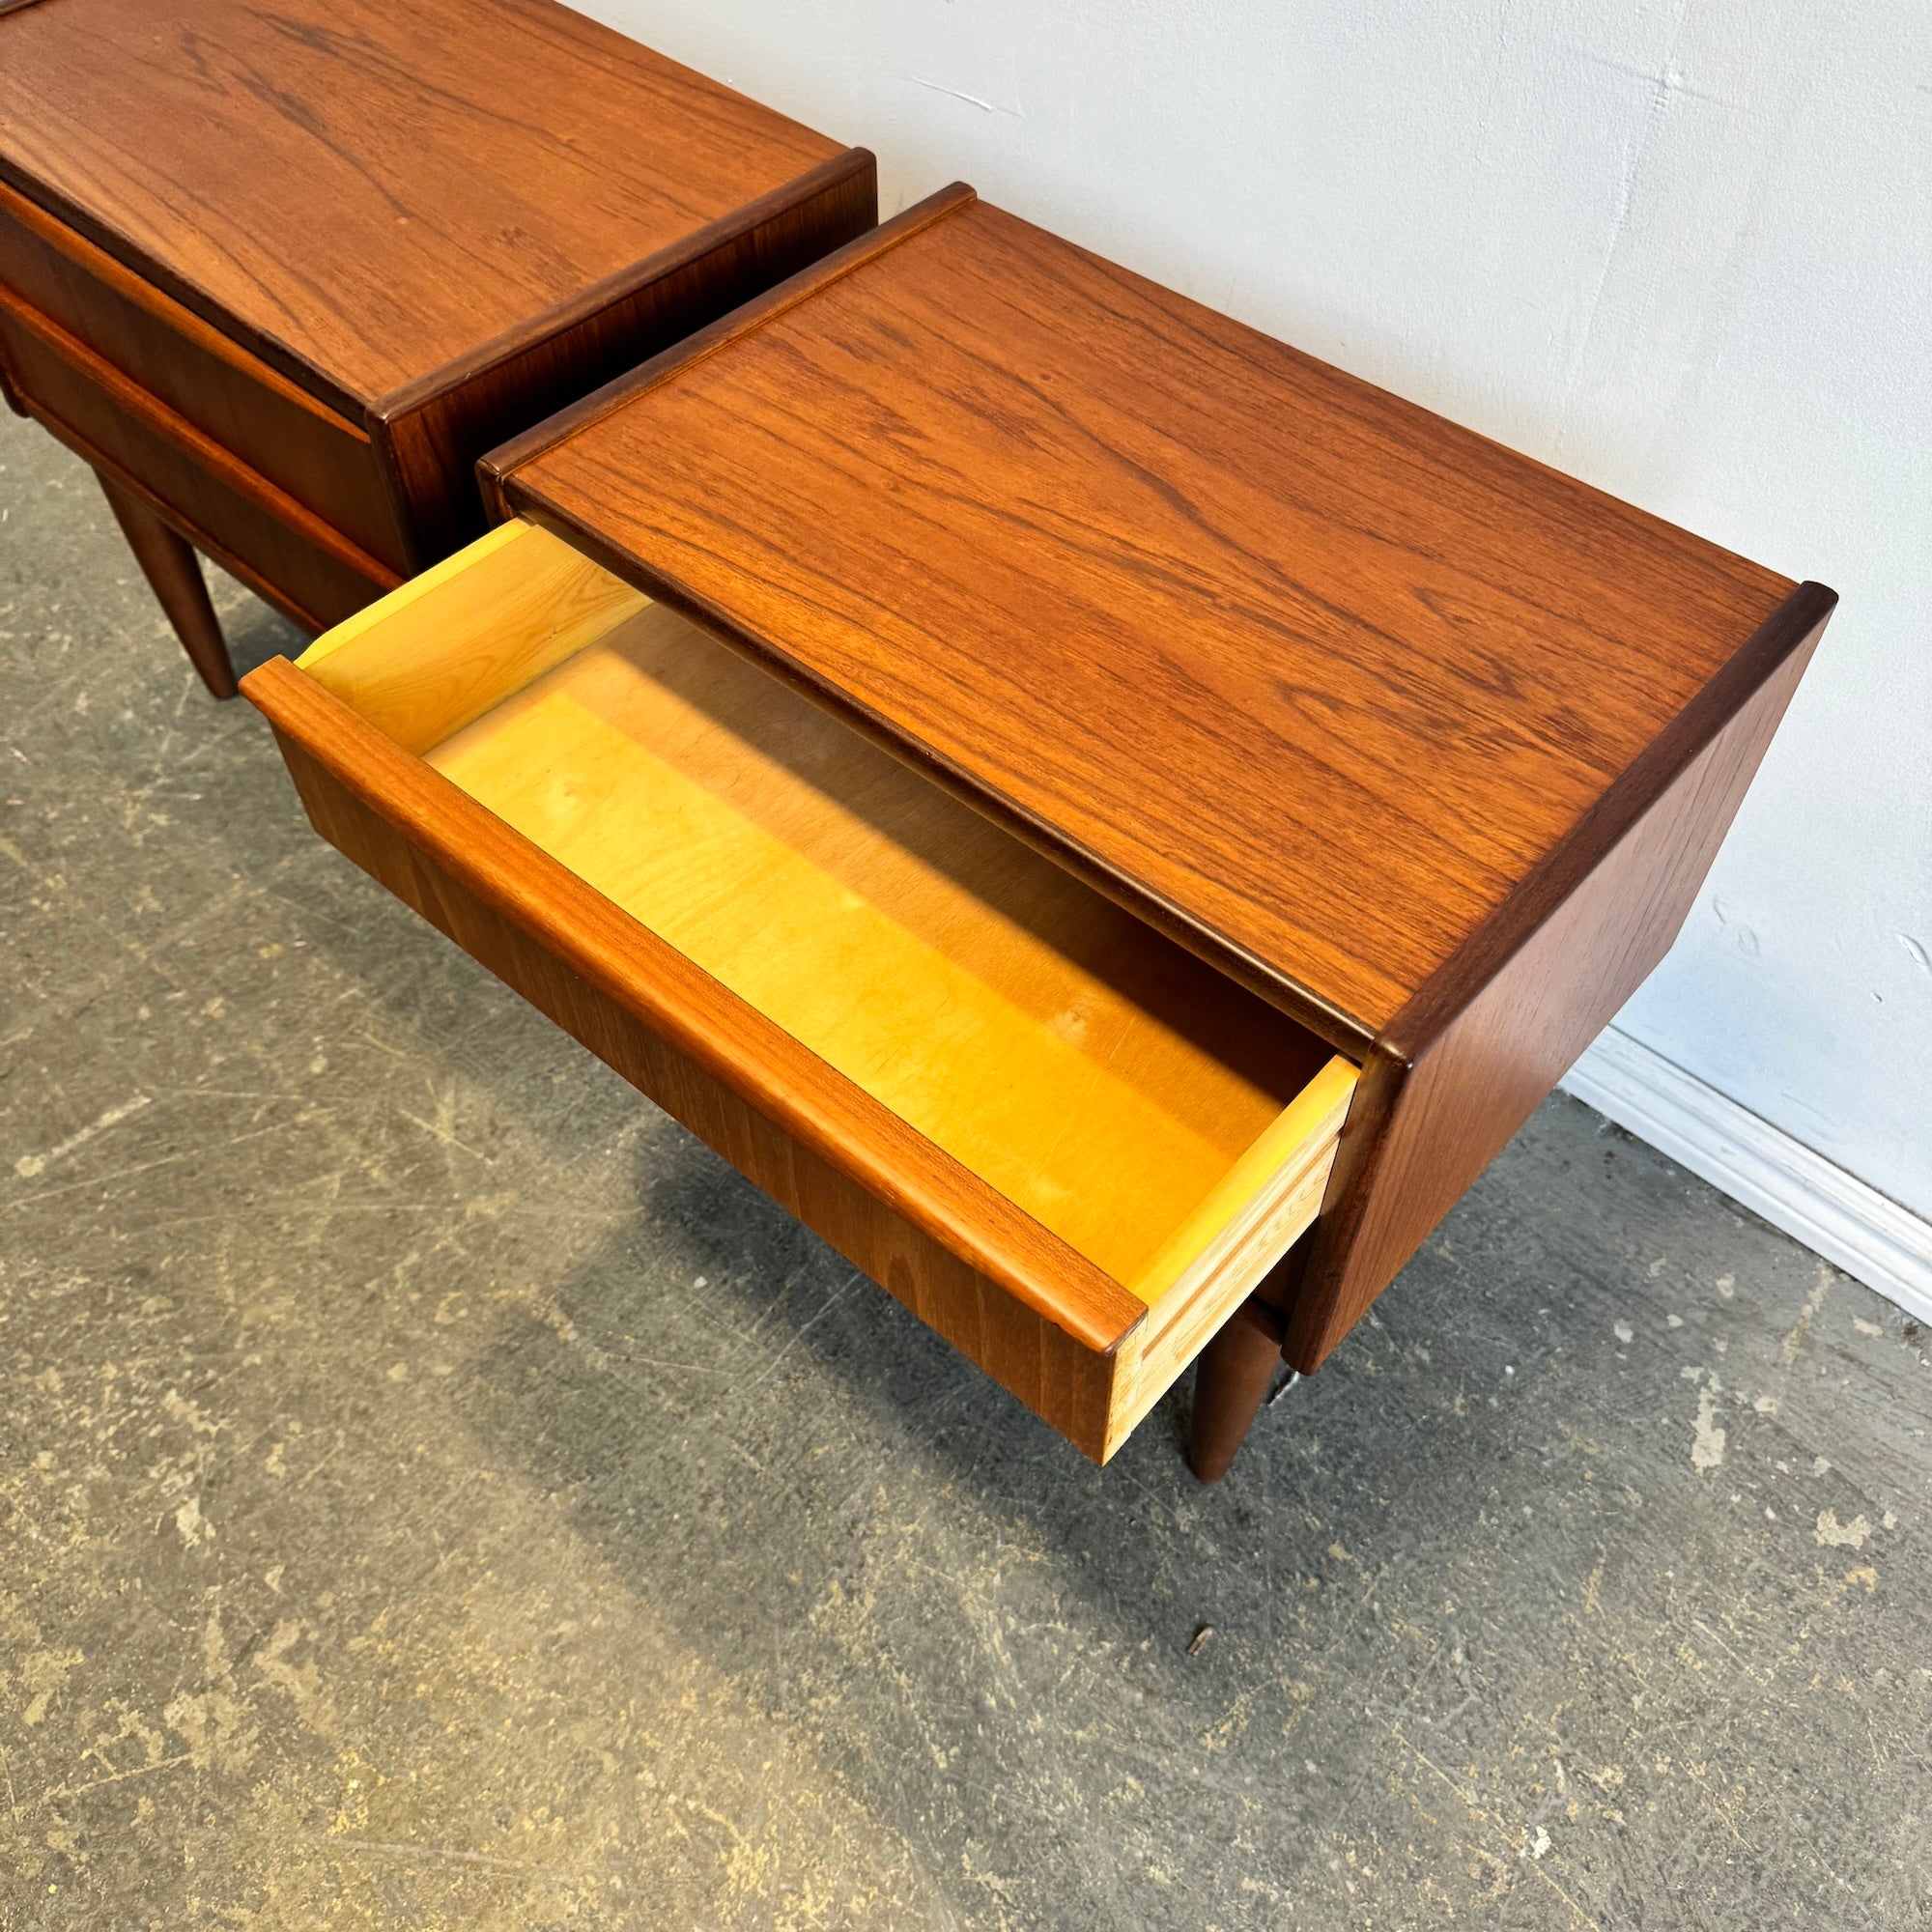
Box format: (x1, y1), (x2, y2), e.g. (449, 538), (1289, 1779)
(298, 522), (1355, 1312)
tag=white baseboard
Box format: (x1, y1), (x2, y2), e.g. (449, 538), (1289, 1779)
(1559, 1026), (1932, 1326)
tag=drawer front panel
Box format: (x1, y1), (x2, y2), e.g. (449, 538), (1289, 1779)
(268, 712), (1122, 1457)
(1, 298), (388, 632)
(0, 182), (412, 572)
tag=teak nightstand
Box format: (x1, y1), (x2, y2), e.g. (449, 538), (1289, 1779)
(244, 186), (1833, 1478)
(0, 0), (874, 696)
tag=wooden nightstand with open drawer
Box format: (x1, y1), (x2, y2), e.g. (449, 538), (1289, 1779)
(243, 186), (1833, 1477)
(0, 0), (874, 696)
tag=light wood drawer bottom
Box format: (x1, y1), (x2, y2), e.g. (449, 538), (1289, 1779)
(245, 521), (1358, 1459)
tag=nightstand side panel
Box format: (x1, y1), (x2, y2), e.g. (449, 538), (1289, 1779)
(1285, 614), (1828, 1371)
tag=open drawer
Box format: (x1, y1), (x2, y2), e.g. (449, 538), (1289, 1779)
(243, 519), (1358, 1461)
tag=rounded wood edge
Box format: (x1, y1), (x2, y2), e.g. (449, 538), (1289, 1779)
(1386, 579), (1839, 1058)
(372, 146), (882, 423)
(476, 182), (980, 512)
(241, 652), (1148, 1359)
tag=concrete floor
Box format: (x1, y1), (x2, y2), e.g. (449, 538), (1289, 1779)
(2, 404), (1928, 1932)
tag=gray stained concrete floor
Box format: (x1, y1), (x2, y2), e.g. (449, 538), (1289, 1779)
(1, 407), (1927, 1932)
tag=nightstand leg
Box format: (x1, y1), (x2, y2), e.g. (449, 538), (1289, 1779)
(1187, 1293), (1287, 1483)
(97, 471), (236, 698)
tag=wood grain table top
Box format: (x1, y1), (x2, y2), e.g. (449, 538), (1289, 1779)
(0, 0), (847, 411)
(497, 187), (1807, 1047)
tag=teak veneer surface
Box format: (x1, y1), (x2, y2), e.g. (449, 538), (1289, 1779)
(0, 0), (844, 407)
(498, 191), (1801, 1040)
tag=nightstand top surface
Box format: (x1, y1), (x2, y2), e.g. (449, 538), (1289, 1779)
(502, 191), (1807, 1042)
(0, 0), (844, 406)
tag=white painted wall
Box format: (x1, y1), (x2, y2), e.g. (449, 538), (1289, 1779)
(577, 0), (1932, 1218)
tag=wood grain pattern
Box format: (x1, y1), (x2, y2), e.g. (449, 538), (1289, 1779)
(0, 175), (409, 570)
(378, 151), (877, 559)
(0, 0), (850, 408)
(478, 184), (978, 505)
(0, 295), (387, 630)
(1283, 595), (1832, 1369)
(498, 190), (1800, 1046)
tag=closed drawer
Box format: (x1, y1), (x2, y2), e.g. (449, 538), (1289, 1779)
(243, 520), (1358, 1460)
(0, 179), (412, 573)
(0, 287), (396, 632)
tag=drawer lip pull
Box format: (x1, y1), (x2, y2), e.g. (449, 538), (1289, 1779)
(0, 278), (402, 590)
(243, 650), (1151, 1358)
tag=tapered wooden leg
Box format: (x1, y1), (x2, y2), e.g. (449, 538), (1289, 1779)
(1187, 1293), (1287, 1483)
(96, 471), (236, 697)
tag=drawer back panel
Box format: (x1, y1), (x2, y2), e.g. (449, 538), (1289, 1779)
(0, 182), (412, 571)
